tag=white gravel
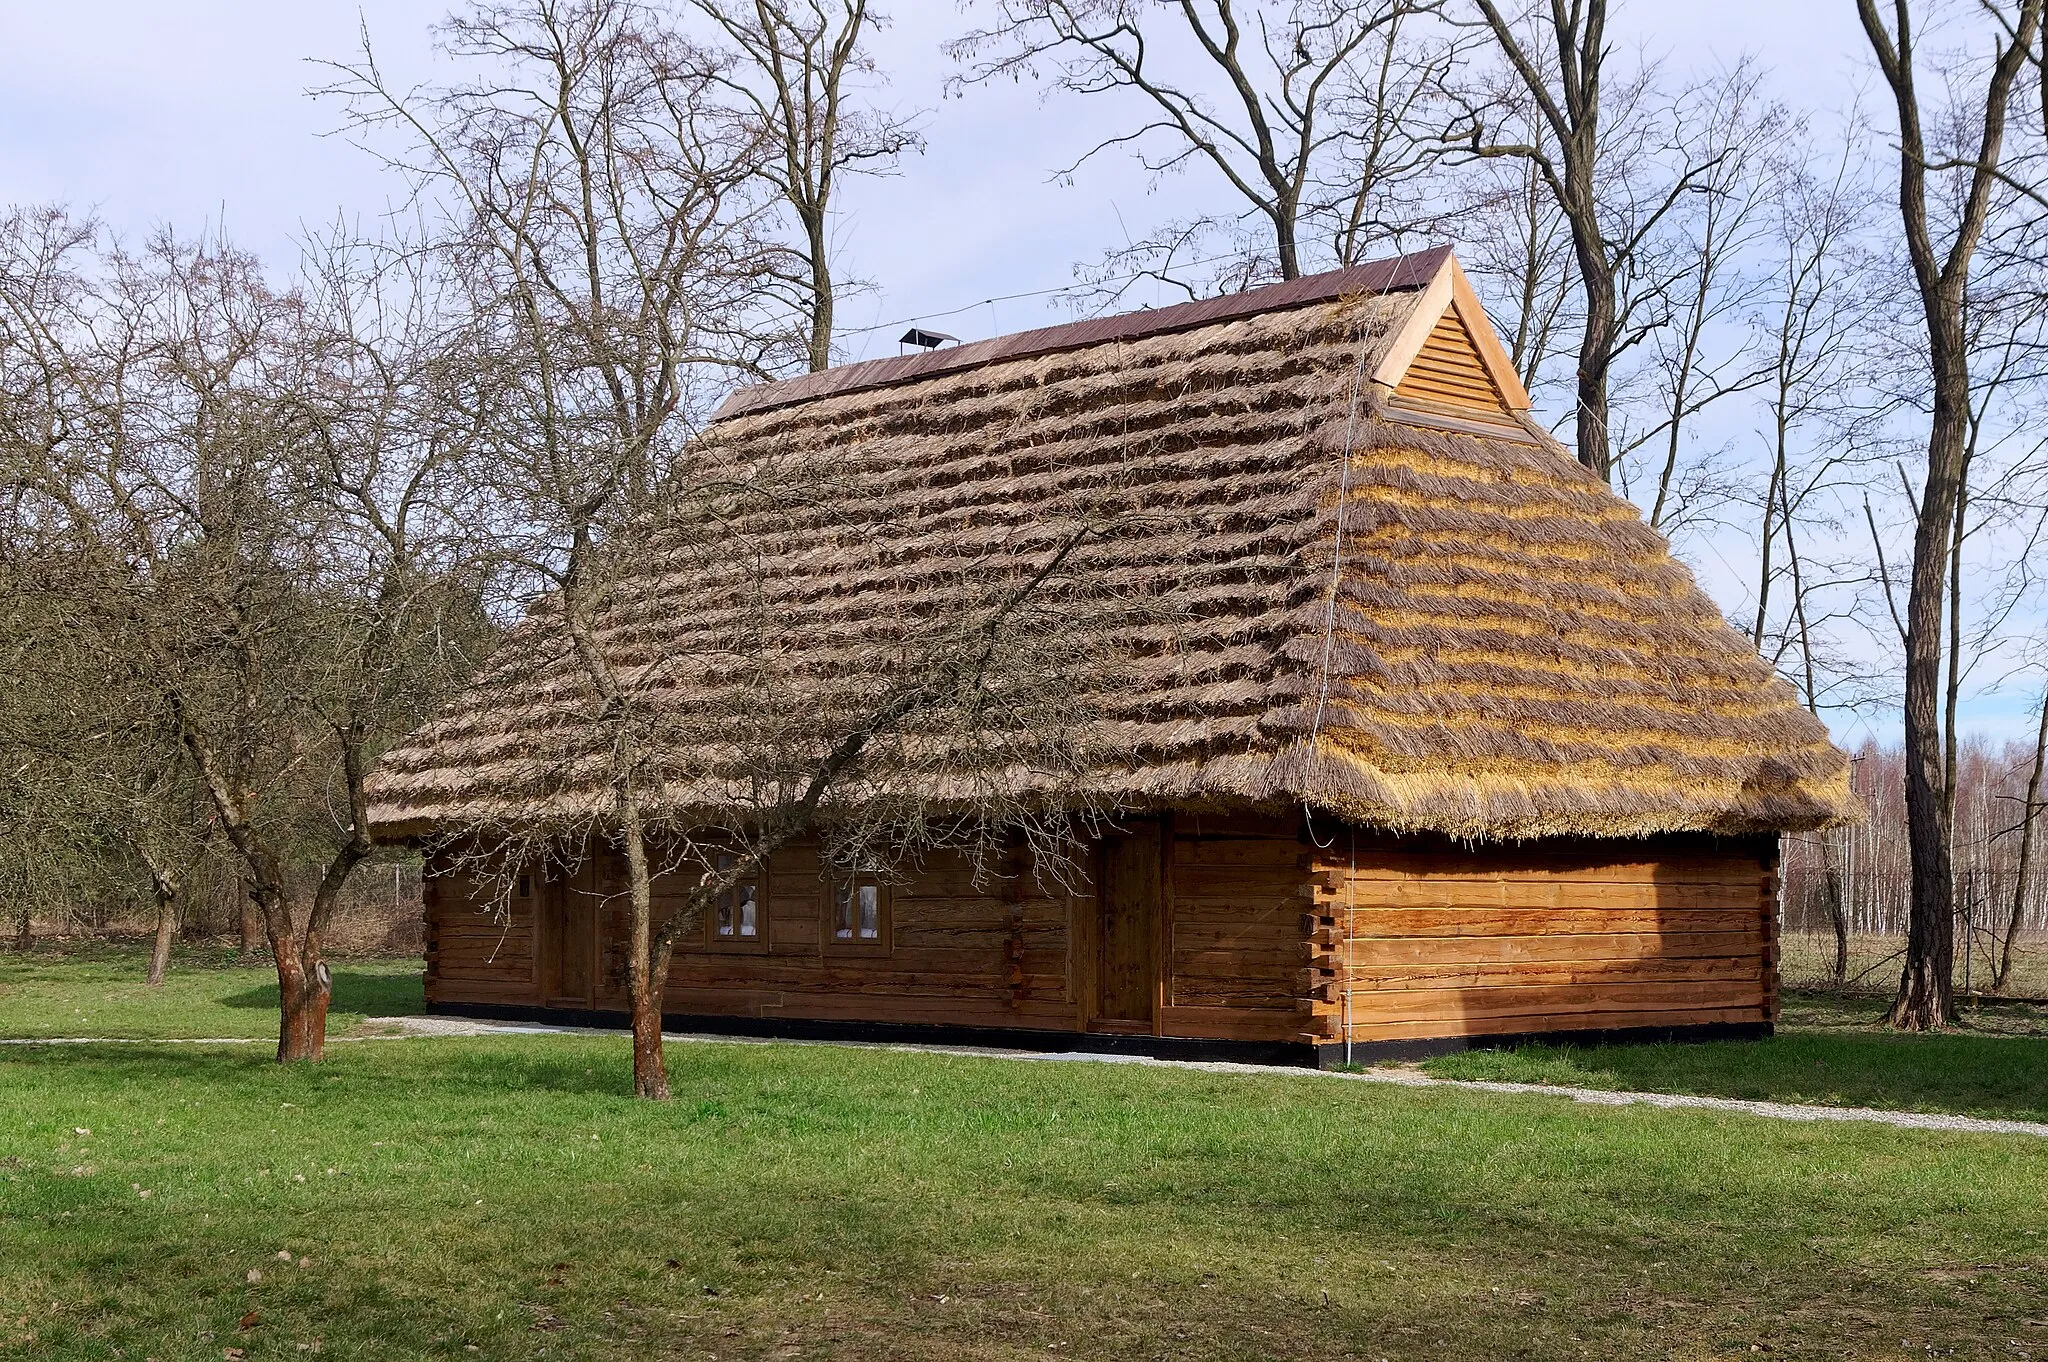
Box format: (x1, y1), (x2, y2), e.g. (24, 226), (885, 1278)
(12, 1015), (2045, 1140)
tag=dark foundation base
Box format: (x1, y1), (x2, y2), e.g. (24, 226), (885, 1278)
(425, 1001), (1770, 1070)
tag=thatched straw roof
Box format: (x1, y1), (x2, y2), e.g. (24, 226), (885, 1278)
(367, 249), (1857, 841)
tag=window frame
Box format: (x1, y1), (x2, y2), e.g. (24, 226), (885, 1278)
(822, 871), (892, 955)
(701, 853), (770, 954)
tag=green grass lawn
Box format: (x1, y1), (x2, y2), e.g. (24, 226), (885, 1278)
(5, 1033), (2048, 1362)
(1421, 991), (2048, 1124)
(0, 939), (422, 1039)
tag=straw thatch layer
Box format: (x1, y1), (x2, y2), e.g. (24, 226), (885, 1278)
(367, 271), (1856, 841)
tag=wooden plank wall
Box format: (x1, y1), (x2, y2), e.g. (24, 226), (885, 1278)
(422, 823), (1780, 1052)
(421, 860), (538, 1007)
(1162, 813), (1319, 1043)
(638, 840), (1082, 1031)
(1308, 833), (1780, 1045)
(1392, 310), (1506, 415)
(421, 819), (1324, 1043)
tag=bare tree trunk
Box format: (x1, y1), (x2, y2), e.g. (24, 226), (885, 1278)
(1856, 0), (2040, 1030)
(1469, 0), (1618, 482)
(620, 800), (670, 1101)
(1820, 835), (1850, 988)
(1891, 394), (1964, 1030)
(276, 947), (332, 1062)
(146, 884), (176, 987)
(1941, 447), (1973, 848)
(1273, 199), (1301, 282)
(10, 908), (29, 951)
(239, 895), (262, 957)
(804, 209), (833, 373)
(1572, 232), (1616, 482)
(1995, 693), (2048, 992)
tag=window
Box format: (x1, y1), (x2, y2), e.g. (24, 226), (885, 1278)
(707, 854), (765, 950)
(826, 871), (890, 951)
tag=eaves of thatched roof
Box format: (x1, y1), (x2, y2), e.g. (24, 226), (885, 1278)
(367, 249), (1858, 842)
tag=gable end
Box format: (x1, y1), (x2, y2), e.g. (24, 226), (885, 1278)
(1394, 308), (1508, 414)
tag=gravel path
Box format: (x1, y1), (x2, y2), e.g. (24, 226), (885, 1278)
(11, 1016), (2045, 1140)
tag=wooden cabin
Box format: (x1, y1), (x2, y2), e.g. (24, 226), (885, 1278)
(366, 248), (1856, 1066)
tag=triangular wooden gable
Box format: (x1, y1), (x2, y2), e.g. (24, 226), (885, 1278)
(1370, 253), (1532, 425)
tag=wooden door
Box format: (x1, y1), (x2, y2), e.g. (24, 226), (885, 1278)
(1094, 824), (1161, 1031)
(544, 872), (597, 1009)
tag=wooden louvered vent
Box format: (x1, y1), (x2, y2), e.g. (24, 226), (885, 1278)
(1392, 308), (1510, 417)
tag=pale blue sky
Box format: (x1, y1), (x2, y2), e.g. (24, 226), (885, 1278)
(14, 2), (2033, 747)
(0, 2), (1868, 341)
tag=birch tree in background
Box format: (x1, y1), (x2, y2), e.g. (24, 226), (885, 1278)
(1996, 691), (2048, 989)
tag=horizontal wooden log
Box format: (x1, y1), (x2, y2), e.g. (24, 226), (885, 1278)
(657, 988), (1082, 1030)
(1344, 980), (1766, 1025)
(1169, 865), (1312, 897)
(1339, 930), (1761, 966)
(1344, 1004), (1766, 1043)
(1172, 838), (1311, 869)
(1170, 981), (1305, 1009)
(1331, 879), (1768, 911)
(1157, 1004), (1312, 1042)
(1332, 853), (1768, 884)
(1342, 954), (1763, 992)
(1347, 908), (1762, 938)
(1170, 893), (1308, 922)
(427, 979), (543, 1005)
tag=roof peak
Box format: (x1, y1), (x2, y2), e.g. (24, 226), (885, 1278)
(712, 246), (1456, 423)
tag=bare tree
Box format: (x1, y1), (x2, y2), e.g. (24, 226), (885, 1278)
(1856, 0), (2043, 1030)
(1618, 67), (1786, 535)
(1454, 0), (1740, 482)
(947, 0), (1453, 293)
(340, 0), (1140, 1101)
(333, 0), (841, 1098)
(0, 215), (490, 1057)
(1995, 688), (2048, 989)
(1733, 134), (1896, 985)
(1445, 94), (1575, 392)
(692, 0), (923, 371)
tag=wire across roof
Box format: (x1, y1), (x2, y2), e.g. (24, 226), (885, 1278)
(712, 247), (1454, 422)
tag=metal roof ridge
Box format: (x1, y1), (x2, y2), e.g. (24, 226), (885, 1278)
(711, 246), (1454, 423)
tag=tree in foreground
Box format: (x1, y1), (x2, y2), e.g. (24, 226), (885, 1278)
(0, 218), (492, 1057)
(338, 0), (1139, 1099)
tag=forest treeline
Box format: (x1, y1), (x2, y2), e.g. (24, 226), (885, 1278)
(1784, 735), (2048, 994)
(3, 0), (2047, 1075)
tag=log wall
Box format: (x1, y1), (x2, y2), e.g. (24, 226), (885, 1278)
(1160, 812), (1319, 1042)
(420, 860), (539, 1008)
(419, 822), (1779, 1054)
(1307, 833), (1780, 1046)
(418, 815), (1316, 1042)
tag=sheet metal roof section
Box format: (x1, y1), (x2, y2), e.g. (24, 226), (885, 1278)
(711, 246), (1454, 422)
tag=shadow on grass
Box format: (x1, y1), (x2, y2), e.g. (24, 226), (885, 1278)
(0, 1031), (658, 1103)
(218, 970), (424, 1019)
